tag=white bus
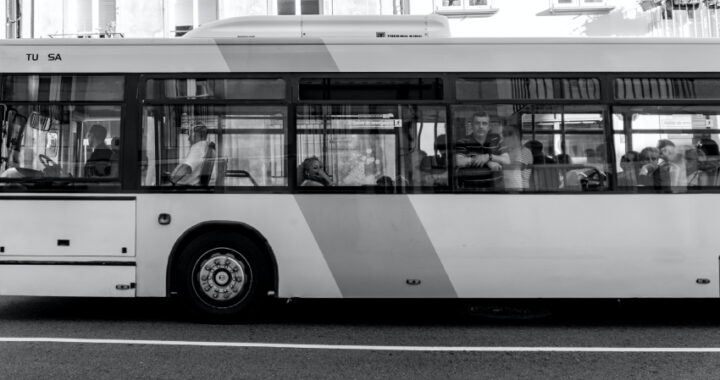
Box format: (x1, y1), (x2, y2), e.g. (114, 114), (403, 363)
(1, 16), (720, 319)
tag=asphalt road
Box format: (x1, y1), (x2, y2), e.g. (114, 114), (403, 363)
(0, 297), (720, 379)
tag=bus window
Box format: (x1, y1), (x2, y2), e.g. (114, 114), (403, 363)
(2, 75), (124, 102)
(451, 104), (608, 192)
(614, 78), (720, 100)
(456, 78), (600, 101)
(299, 78), (443, 101)
(141, 105), (287, 188)
(0, 105), (121, 186)
(406, 106), (448, 189)
(145, 78), (286, 100)
(296, 104), (446, 191)
(297, 105), (396, 188)
(613, 106), (720, 192)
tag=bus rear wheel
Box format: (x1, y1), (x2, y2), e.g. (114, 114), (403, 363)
(176, 232), (268, 321)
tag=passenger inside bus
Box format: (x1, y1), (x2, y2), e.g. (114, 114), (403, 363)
(299, 156), (333, 186)
(685, 147), (708, 187)
(84, 124), (114, 178)
(419, 134), (449, 186)
(0, 148), (35, 179)
(454, 112), (510, 190)
(638, 140), (686, 191)
(501, 125), (532, 191)
(696, 138), (720, 185)
(617, 151), (640, 187)
(637, 146), (660, 186)
(524, 140), (560, 191)
(169, 122), (215, 186)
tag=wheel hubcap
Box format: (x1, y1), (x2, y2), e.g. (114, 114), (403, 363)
(196, 250), (247, 302)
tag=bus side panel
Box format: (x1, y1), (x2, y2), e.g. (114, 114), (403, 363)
(294, 194), (457, 298)
(0, 265), (135, 297)
(136, 193), (719, 299)
(410, 194), (719, 298)
(134, 194), (342, 298)
(0, 198), (135, 257)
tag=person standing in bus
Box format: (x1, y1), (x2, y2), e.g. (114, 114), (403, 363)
(84, 124), (113, 177)
(641, 140), (686, 191)
(170, 122), (212, 185)
(637, 146), (660, 186)
(454, 112), (511, 190)
(455, 112), (510, 170)
(657, 139), (686, 189)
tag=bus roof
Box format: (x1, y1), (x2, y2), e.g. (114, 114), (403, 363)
(182, 15), (451, 39)
(1, 37), (720, 73)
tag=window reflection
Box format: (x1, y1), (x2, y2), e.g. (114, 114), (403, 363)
(613, 106), (720, 191)
(452, 105), (608, 192)
(297, 105), (448, 190)
(1, 75), (124, 102)
(141, 105), (286, 188)
(0, 105), (121, 186)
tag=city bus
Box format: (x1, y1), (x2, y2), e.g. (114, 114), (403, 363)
(1, 15), (720, 319)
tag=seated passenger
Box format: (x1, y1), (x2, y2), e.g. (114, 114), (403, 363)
(697, 138), (720, 184)
(376, 175), (394, 187)
(84, 124), (114, 177)
(637, 146), (660, 186)
(454, 113), (510, 189)
(686, 147), (709, 187)
(524, 140), (559, 190)
(300, 156), (333, 187)
(419, 134), (449, 186)
(617, 151), (640, 187)
(646, 140), (687, 191)
(170, 123), (213, 185)
(524, 140), (556, 166)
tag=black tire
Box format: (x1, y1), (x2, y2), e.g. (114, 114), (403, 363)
(175, 232), (270, 321)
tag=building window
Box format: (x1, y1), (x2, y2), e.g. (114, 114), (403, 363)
(278, 0), (322, 15)
(550, 0), (614, 13)
(434, 0), (497, 16)
(553, 0), (606, 6)
(439, 0), (489, 7)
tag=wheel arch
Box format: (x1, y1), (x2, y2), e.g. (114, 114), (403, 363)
(166, 221), (279, 298)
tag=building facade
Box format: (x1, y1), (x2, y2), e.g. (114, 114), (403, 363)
(2, 0), (719, 38)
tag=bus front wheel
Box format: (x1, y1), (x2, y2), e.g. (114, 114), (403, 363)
(176, 232), (269, 321)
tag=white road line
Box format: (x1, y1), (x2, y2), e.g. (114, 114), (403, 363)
(0, 337), (719, 352)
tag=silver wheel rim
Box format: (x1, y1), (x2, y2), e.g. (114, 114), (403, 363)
(193, 248), (250, 306)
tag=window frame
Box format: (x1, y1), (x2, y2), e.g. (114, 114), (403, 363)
(7, 71), (720, 195)
(294, 73), (452, 194)
(611, 72), (720, 193)
(139, 74), (291, 193)
(0, 73), (127, 193)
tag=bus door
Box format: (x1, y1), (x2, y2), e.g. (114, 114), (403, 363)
(0, 103), (134, 297)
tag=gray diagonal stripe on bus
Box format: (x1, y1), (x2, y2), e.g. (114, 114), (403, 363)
(215, 39), (341, 72)
(295, 195), (457, 298)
